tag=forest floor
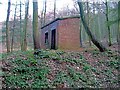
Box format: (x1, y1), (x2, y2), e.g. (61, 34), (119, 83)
(0, 44), (119, 88)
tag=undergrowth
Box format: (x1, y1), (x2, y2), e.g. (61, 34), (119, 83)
(2, 49), (119, 88)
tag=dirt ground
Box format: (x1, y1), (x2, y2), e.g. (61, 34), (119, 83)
(0, 43), (119, 53)
(1, 43), (119, 88)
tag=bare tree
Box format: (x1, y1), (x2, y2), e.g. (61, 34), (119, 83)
(20, 0), (23, 50)
(118, 1), (120, 53)
(6, 0), (11, 53)
(43, 0), (47, 25)
(105, 0), (111, 46)
(40, 1), (44, 28)
(11, 2), (17, 52)
(53, 0), (56, 19)
(77, 1), (107, 52)
(86, 1), (91, 46)
(21, 0), (29, 51)
(33, 0), (40, 50)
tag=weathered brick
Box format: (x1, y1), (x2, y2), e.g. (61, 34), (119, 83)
(41, 16), (80, 50)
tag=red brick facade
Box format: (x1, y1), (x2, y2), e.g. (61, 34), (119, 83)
(41, 16), (80, 50)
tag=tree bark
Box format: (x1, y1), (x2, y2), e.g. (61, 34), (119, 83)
(118, 1), (120, 53)
(97, 4), (101, 41)
(20, 0), (23, 51)
(21, 0), (29, 51)
(11, 2), (17, 52)
(79, 19), (83, 47)
(6, 0), (11, 53)
(53, 0), (56, 19)
(105, 0), (112, 46)
(77, 2), (107, 52)
(40, 4), (44, 28)
(43, 0), (47, 25)
(86, 1), (91, 46)
(33, 0), (40, 50)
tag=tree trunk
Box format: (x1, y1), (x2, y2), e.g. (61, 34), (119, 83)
(92, 0), (95, 36)
(53, 0), (56, 19)
(33, 0), (40, 50)
(79, 20), (83, 47)
(6, 0), (11, 53)
(118, 1), (120, 53)
(43, 0), (47, 25)
(40, 5), (44, 28)
(86, 1), (91, 46)
(105, 0), (112, 46)
(77, 2), (107, 52)
(20, 0), (23, 51)
(97, 4), (101, 41)
(21, 0), (29, 51)
(11, 2), (17, 52)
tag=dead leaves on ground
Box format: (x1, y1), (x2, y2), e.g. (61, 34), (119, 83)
(1, 49), (119, 88)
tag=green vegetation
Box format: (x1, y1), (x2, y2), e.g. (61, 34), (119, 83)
(1, 49), (119, 88)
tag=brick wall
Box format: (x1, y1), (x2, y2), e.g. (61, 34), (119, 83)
(40, 21), (59, 49)
(41, 17), (80, 50)
(58, 18), (80, 50)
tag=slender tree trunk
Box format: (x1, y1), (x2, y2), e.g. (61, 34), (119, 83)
(20, 0), (23, 50)
(11, 2), (17, 52)
(53, 0), (56, 19)
(22, 0), (29, 51)
(33, 0), (40, 50)
(92, 0), (95, 36)
(43, 0), (47, 25)
(40, 1), (45, 28)
(6, 0), (11, 53)
(86, 1), (91, 46)
(41, 7), (44, 28)
(97, 4), (101, 41)
(77, 2), (107, 52)
(79, 20), (83, 47)
(105, 0), (111, 46)
(118, 1), (120, 53)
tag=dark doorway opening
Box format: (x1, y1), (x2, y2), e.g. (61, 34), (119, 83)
(51, 29), (56, 49)
(45, 32), (48, 44)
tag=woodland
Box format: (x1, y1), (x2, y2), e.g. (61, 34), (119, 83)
(0, 0), (119, 88)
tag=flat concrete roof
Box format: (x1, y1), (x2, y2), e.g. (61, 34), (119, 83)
(41, 15), (80, 29)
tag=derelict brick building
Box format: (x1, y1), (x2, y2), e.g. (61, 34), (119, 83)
(41, 16), (80, 50)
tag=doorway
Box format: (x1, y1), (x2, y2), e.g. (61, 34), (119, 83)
(51, 29), (56, 49)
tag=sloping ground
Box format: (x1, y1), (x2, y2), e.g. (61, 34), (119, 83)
(1, 48), (119, 88)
